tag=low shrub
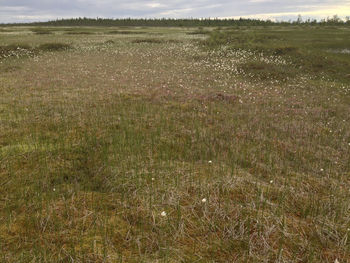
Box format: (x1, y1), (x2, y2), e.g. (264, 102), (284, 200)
(108, 30), (144, 35)
(104, 40), (115, 44)
(132, 38), (164, 44)
(132, 38), (182, 44)
(186, 29), (211, 35)
(238, 61), (298, 81)
(274, 46), (299, 55)
(64, 31), (94, 35)
(37, 43), (73, 51)
(31, 28), (53, 35)
(0, 44), (33, 59)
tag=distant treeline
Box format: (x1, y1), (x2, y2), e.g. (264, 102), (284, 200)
(2, 16), (350, 27)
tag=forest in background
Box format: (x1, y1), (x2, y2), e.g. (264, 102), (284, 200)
(1, 16), (350, 27)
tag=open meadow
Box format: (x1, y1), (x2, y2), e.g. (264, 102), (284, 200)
(0, 25), (350, 262)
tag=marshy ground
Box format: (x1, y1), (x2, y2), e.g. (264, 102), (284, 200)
(0, 26), (350, 262)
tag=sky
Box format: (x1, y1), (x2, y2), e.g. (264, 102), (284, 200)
(0, 0), (349, 23)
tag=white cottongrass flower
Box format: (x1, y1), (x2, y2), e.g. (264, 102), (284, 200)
(201, 198), (207, 203)
(270, 180), (273, 184)
(208, 160), (212, 164)
(161, 211), (167, 217)
(151, 177), (155, 181)
(320, 168), (324, 172)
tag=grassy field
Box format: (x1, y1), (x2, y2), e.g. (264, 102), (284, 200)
(0, 25), (349, 262)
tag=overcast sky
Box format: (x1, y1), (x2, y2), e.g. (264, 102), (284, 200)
(0, 0), (349, 23)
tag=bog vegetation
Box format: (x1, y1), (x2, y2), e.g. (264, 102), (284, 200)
(0, 24), (349, 262)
